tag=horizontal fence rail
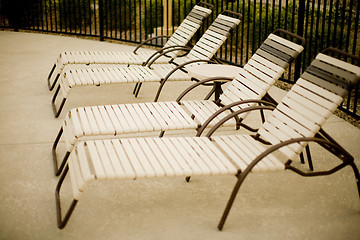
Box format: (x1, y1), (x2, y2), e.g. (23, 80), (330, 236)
(0, 0), (359, 118)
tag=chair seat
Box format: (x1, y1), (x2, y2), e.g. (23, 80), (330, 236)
(59, 64), (191, 97)
(63, 101), (198, 149)
(68, 135), (283, 200)
(58, 51), (157, 65)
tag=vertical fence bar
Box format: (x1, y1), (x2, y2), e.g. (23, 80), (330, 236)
(54, 0), (58, 32)
(77, 0), (81, 34)
(99, 0), (104, 41)
(319, 0), (327, 51)
(295, 0), (305, 80)
(352, 0), (360, 56)
(345, 0), (354, 52)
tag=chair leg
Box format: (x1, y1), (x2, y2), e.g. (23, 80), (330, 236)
(52, 127), (65, 176)
(47, 64), (61, 91)
(47, 64), (57, 90)
(305, 145), (314, 171)
(50, 73), (61, 91)
(52, 85), (67, 118)
(349, 162), (360, 198)
(154, 80), (167, 102)
(55, 165), (78, 229)
(218, 172), (245, 231)
(133, 83), (139, 95)
(52, 126), (71, 176)
(134, 82), (143, 97)
(204, 87), (216, 100)
(300, 152), (305, 164)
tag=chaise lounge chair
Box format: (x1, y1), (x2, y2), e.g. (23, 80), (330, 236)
(55, 48), (360, 230)
(52, 29), (305, 176)
(47, 1), (214, 91)
(51, 10), (242, 117)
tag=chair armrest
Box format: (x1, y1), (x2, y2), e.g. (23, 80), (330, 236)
(176, 76), (233, 102)
(145, 46), (192, 67)
(234, 136), (352, 194)
(153, 59), (218, 102)
(197, 99), (277, 136)
(200, 105), (276, 137)
(133, 35), (170, 54)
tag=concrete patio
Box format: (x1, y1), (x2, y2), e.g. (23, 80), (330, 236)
(0, 30), (359, 240)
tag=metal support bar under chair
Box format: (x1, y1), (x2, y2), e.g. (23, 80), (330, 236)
(47, 63), (58, 90)
(52, 85), (67, 118)
(55, 165), (78, 229)
(52, 127), (72, 176)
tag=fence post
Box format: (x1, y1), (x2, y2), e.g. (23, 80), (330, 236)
(98, 0), (104, 41)
(295, 0), (305, 81)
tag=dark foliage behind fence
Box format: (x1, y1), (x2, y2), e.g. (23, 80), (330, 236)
(0, 0), (359, 118)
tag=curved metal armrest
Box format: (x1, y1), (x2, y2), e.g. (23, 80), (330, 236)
(196, 100), (277, 136)
(133, 35), (170, 54)
(176, 76), (233, 102)
(198, 105), (275, 137)
(146, 46), (192, 67)
(153, 59), (219, 102)
(163, 59), (216, 80)
(237, 136), (353, 192)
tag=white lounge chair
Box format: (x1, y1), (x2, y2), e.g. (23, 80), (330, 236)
(52, 29), (305, 176)
(55, 48), (360, 230)
(51, 10), (242, 117)
(47, 1), (214, 90)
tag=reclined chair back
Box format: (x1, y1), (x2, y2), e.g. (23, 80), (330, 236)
(256, 48), (360, 160)
(160, 2), (213, 58)
(181, 29), (305, 129)
(219, 29), (305, 111)
(172, 10), (242, 67)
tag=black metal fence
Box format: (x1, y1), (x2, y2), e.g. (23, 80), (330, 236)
(0, 0), (359, 118)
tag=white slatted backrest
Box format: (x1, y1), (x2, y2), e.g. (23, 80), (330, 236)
(258, 54), (360, 160)
(219, 33), (305, 113)
(173, 13), (241, 67)
(163, 5), (212, 58)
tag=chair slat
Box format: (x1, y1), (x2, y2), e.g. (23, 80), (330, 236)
(136, 138), (166, 177)
(124, 104), (147, 132)
(120, 139), (147, 178)
(128, 139), (157, 177)
(94, 140), (116, 178)
(172, 138), (210, 175)
(316, 53), (360, 76)
(111, 105), (134, 134)
(239, 135), (284, 171)
(103, 140), (126, 177)
(86, 141), (106, 179)
(111, 139), (136, 178)
(296, 78), (343, 107)
(268, 33), (304, 53)
(133, 103), (159, 131)
(104, 105), (126, 135)
(144, 138), (177, 177)
(152, 138), (191, 176)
